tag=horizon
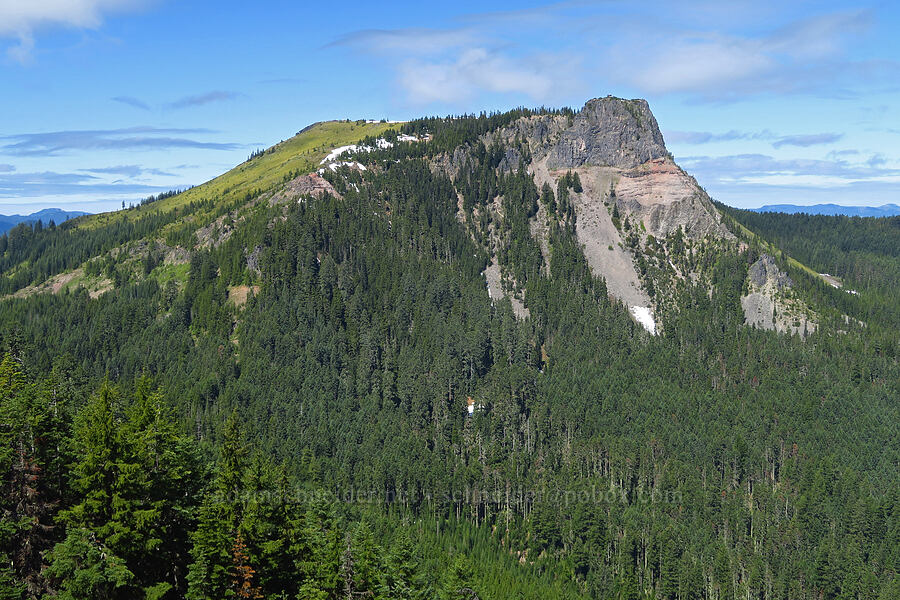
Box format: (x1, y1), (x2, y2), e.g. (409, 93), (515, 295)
(2, 1), (899, 214)
(9, 198), (900, 219)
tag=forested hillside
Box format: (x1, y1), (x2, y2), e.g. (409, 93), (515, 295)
(719, 205), (900, 328)
(0, 104), (896, 599)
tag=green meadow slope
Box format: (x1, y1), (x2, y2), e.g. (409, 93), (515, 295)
(80, 119), (400, 230)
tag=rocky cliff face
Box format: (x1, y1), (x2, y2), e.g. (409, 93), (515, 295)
(748, 254), (792, 290)
(478, 97), (669, 171)
(546, 98), (668, 170)
(468, 97), (733, 333)
(741, 254), (817, 336)
(438, 97), (826, 335)
(270, 173), (341, 204)
(611, 159), (728, 239)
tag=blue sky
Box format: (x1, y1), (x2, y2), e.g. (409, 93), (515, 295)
(1, 0), (899, 213)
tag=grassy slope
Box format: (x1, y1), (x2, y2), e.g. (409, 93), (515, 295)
(77, 120), (401, 231)
(0, 121), (401, 298)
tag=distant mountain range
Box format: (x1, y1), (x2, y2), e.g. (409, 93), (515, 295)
(0, 208), (89, 234)
(751, 203), (900, 217)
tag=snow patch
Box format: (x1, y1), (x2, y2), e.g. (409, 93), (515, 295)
(320, 145), (360, 164)
(316, 161), (367, 174)
(628, 306), (657, 335)
(320, 135), (430, 166)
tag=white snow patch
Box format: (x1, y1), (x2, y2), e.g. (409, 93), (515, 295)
(316, 161), (367, 174)
(328, 161), (366, 172)
(629, 306), (657, 335)
(318, 134), (429, 176)
(320, 145), (360, 164)
(320, 136), (427, 165)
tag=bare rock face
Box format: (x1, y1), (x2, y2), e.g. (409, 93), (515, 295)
(270, 173), (341, 205)
(748, 254), (792, 289)
(441, 96), (739, 334)
(612, 158), (730, 239)
(497, 98), (729, 242)
(521, 98), (731, 333)
(531, 158), (650, 310)
(546, 98), (668, 169)
(742, 254), (816, 336)
(246, 245), (262, 276)
(196, 210), (244, 249)
(483, 258), (530, 320)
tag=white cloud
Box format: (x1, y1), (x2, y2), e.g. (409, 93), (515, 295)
(772, 133), (843, 148)
(678, 153), (900, 188)
(664, 130), (774, 144)
(606, 10), (893, 100)
(332, 26), (578, 105)
(730, 174), (900, 188)
(168, 90), (240, 109)
(0, 0), (146, 62)
(328, 27), (476, 56)
(621, 35), (773, 95)
(398, 48), (561, 104)
(1, 126), (240, 156)
(329, 5), (897, 108)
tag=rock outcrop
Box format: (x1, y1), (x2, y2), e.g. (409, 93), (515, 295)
(546, 98), (668, 169)
(504, 98), (731, 332)
(741, 254), (817, 336)
(611, 158), (728, 239)
(270, 173), (341, 205)
(748, 254), (792, 290)
(436, 96), (780, 335)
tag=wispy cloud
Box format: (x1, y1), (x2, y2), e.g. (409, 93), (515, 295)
(772, 133), (843, 148)
(0, 0), (148, 63)
(168, 91), (239, 109)
(666, 130), (844, 149)
(1, 127), (240, 157)
(665, 130), (774, 144)
(0, 164), (14, 173)
(398, 48), (572, 104)
(326, 27), (475, 55)
(329, 21), (581, 105)
(679, 152), (900, 188)
(605, 9), (900, 101)
(827, 149), (860, 158)
(80, 164), (175, 178)
(866, 153), (888, 168)
(0, 169), (171, 198)
(112, 95), (150, 110)
(329, 4), (897, 107)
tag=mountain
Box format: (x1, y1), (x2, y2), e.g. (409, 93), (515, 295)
(0, 208), (89, 234)
(0, 104), (896, 599)
(751, 202), (900, 217)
